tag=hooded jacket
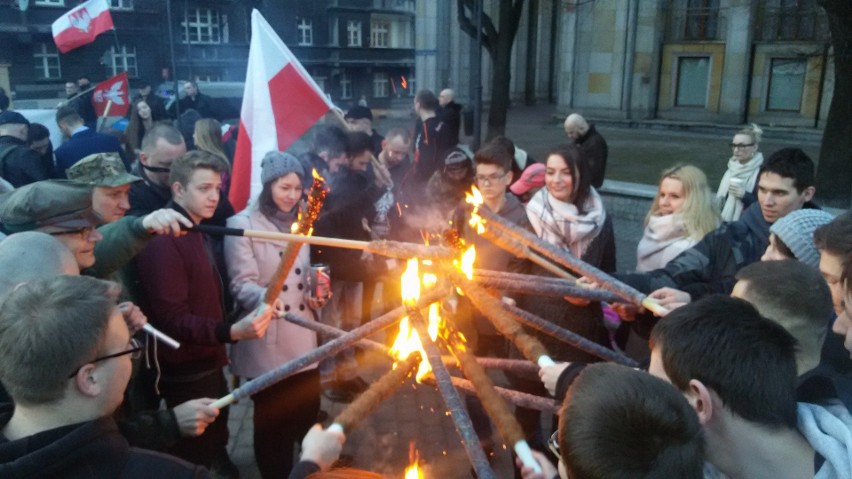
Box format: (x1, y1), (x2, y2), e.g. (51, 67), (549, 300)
(797, 401), (852, 479)
(0, 409), (206, 478)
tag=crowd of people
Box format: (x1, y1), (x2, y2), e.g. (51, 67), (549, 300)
(0, 82), (850, 479)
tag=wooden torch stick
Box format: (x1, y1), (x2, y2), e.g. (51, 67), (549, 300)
(327, 352), (422, 434)
(448, 329), (542, 473)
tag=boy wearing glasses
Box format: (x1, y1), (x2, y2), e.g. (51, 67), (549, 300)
(0, 275), (204, 477)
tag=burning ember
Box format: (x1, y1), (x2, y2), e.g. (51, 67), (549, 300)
(389, 259), (442, 381)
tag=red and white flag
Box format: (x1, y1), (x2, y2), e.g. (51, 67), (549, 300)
(91, 72), (129, 117)
(51, 0), (114, 54)
(229, 9), (334, 211)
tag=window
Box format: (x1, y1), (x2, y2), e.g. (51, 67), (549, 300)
(340, 71), (352, 100)
(684, 0), (719, 40)
(675, 56), (709, 107)
(758, 0), (821, 41)
(34, 0), (64, 5)
(109, 0), (133, 10)
(298, 18), (313, 46)
(182, 8), (221, 44)
(373, 72), (389, 98)
(34, 43), (61, 80)
(107, 45), (137, 77)
(766, 58), (806, 111)
(313, 75), (327, 93)
(371, 20), (389, 48)
(347, 21), (362, 47)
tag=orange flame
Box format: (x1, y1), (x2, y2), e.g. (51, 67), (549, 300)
(405, 443), (423, 478)
(312, 168), (323, 180)
(389, 259), (441, 381)
(401, 75), (408, 89)
(465, 186), (485, 234)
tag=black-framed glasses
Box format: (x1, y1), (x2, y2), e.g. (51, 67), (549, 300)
(547, 430), (561, 461)
(474, 172), (507, 185)
(49, 226), (98, 240)
(730, 143), (754, 149)
(67, 338), (143, 378)
(141, 163), (171, 174)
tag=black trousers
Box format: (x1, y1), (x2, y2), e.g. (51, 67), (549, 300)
(251, 368), (321, 479)
(159, 369), (230, 468)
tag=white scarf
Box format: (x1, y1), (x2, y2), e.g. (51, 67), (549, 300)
(526, 187), (606, 258)
(716, 151), (764, 222)
(635, 214), (698, 272)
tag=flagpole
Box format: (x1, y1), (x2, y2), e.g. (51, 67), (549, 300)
(165, 0), (180, 118)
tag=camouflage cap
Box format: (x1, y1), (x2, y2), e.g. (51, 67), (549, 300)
(67, 153), (141, 187)
(0, 180), (100, 234)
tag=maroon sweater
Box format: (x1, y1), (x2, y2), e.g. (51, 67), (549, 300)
(135, 230), (230, 376)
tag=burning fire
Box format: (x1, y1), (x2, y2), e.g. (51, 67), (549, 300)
(312, 168), (323, 180)
(389, 259), (442, 381)
(465, 186), (485, 234)
(405, 442), (423, 478)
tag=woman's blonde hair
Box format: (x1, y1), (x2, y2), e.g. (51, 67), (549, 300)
(735, 123), (763, 146)
(193, 118), (231, 173)
(646, 164), (719, 240)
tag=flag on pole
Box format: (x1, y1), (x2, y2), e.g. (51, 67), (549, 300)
(51, 0), (114, 54)
(91, 72), (129, 117)
(229, 9), (335, 212)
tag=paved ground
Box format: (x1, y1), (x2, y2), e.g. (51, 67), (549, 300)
(226, 104), (822, 478)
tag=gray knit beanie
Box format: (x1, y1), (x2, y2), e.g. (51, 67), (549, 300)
(260, 151), (305, 185)
(769, 209), (834, 268)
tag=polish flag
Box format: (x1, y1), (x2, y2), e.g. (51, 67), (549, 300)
(91, 72), (130, 117)
(229, 9), (334, 211)
(51, 0), (114, 54)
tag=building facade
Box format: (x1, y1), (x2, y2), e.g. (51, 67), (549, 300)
(0, 0), (415, 111)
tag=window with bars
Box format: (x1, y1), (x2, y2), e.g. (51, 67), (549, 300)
(683, 0), (719, 40)
(107, 45), (137, 77)
(182, 8), (221, 45)
(109, 0), (133, 10)
(757, 0), (824, 41)
(347, 21), (362, 47)
(371, 21), (389, 48)
(298, 18), (313, 46)
(340, 71), (352, 100)
(34, 43), (61, 80)
(373, 73), (389, 98)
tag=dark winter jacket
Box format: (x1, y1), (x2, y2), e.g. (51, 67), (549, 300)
(438, 101), (462, 147)
(575, 124), (608, 189)
(0, 136), (51, 187)
(410, 116), (454, 189)
(133, 202), (230, 376)
(0, 409), (206, 478)
(178, 93), (215, 120)
(54, 128), (127, 177)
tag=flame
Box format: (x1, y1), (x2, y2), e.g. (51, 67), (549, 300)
(311, 168), (323, 180)
(401, 75), (408, 89)
(465, 186), (485, 234)
(459, 246), (475, 280)
(389, 259), (442, 381)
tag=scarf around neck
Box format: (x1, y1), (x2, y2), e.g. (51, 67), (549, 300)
(716, 151), (764, 222)
(636, 213), (697, 272)
(526, 187), (606, 258)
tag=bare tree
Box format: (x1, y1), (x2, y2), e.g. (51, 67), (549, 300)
(457, 0), (527, 141)
(816, 0), (852, 207)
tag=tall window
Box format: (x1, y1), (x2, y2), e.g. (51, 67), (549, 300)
(109, 0), (133, 10)
(182, 8), (221, 44)
(347, 21), (362, 47)
(34, 0), (64, 5)
(108, 45), (137, 77)
(675, 56), (709, 107)
(371, 21), (389, 48)
(759, 0), (820, 41)
(340, 72), (352, 100)
(313, 75), (327, 94)
(684, 0), (719, 40)
(373, 72), (389, 98)
(766, 58), (806, 111)
(34, 43), (61, 80)
(298, 18), (313, 46)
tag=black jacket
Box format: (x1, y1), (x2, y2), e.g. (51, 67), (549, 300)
(438, 101), (462, 147)
(0, 410), (207, 478)
(178, 93), (215, 120)
(575, 124), (608, 189)
(0, 136), (51, 187)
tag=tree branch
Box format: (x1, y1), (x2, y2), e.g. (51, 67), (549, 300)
(457, 0), (496, 54)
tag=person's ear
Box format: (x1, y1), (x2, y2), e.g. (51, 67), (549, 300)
(73, 364), (102, 398)
(505, 170), (513, 184)
(802, 185), (816, 203)
(138, 151), (149, 166)
(687, 379), (714, 425)
(171, 181), (184, 198)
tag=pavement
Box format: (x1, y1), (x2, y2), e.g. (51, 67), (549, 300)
(225, 104), (823, 478)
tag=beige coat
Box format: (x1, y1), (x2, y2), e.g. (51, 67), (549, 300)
(224, 207), (318, 378)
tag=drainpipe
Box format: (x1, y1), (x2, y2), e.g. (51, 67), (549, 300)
(621, 0), (638, 119)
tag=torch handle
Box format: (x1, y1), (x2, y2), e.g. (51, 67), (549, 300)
(536, 355), (556, 367)
(210, 393), (235, 409)
(514, 441), (543, 474)
(142, 323), (180, 349)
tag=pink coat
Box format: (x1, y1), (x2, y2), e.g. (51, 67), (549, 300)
(224, 207), (318, 378)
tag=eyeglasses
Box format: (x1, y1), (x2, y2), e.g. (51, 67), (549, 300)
(730, 143), (754, 149)
(142, 163), (171, 174)
(474, 173), (507, 185)
(547, 431), (561, 461)
(67, 338), (143, 378)
(50, 226), (98, 240)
